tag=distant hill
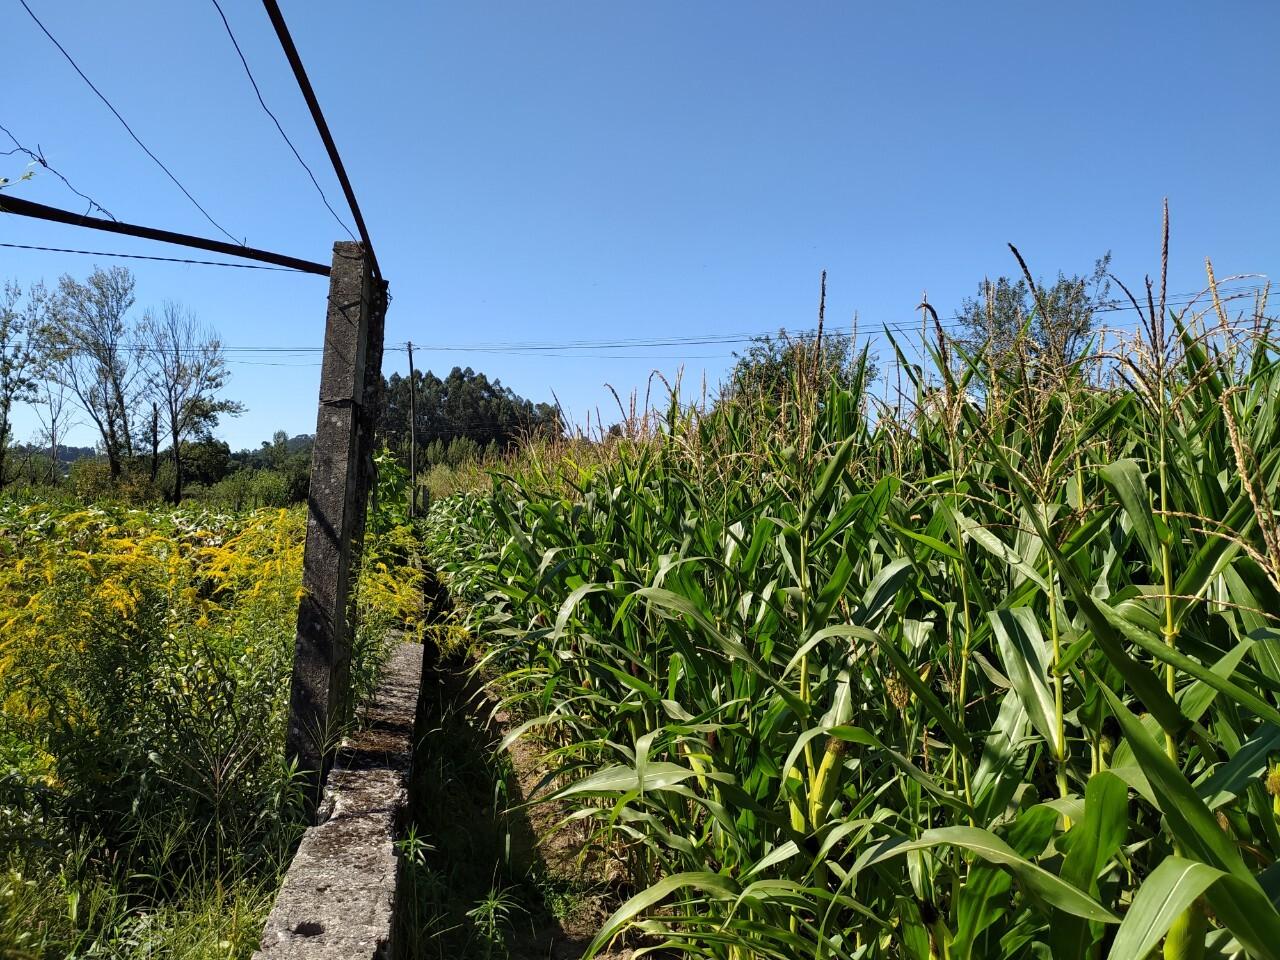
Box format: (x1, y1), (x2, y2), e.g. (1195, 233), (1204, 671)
(11, 444), (98, 465)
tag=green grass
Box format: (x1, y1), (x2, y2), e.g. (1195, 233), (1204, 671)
(0, 865), (277, 960)
(423, 268), (1280, 959)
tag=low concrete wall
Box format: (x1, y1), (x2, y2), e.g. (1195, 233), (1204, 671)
(254, 642), (424, 960)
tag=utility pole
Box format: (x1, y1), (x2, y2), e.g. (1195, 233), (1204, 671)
(286, 241), (388, 812)
(407, 341), (418, 518)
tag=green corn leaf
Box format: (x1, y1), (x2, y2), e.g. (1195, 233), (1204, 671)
(1195, 723), (1280, 811)
(862, 826), (1118, 923)
(801, 434), (857, 532)
(555, 761), (718, 799)
(971, 689), (1032, 820)
(553, 582), (609, 638)
(869, 627), (972, 751)
(858, 557), (913, 627)
(1177, 637), (1255, 723)
(813, 475), (895, 551)
(1051, 771), (1128, 958)
(1097, 682), (1248, 878)
(1098, 682), (1280, 958)
(955, 512), (1049, 592)
(1099, 603), (1280, 730)
(989, 607), (1062, 756)
(885, 517), (962, 560)
(1106, 856), (1221, 960)
(1099, 459), (1164, 566)
(976, 432), (1188, 737)
(584, 872), (739, 959)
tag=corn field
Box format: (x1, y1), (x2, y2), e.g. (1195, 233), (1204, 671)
(423, 266), (1280, 960)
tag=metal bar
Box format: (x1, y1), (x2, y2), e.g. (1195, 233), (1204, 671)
(259, 0), (381, 282)
(0, 193), (330, 276)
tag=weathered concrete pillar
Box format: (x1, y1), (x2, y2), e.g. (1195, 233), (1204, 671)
(351, 264), (387, 583)
(287, 241), (386, 806)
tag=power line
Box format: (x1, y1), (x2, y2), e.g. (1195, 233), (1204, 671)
(16, 0), (242, 245)
(39, 281), (1263, 358)
(0, 241), (306, 271)
(260, 0), (380, 279)
(10, 293), (1264, 358)
(0, 123), (117, 220)
(208, 0), (355, 242)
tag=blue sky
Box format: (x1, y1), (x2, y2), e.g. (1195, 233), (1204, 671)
(4, 1), (1277, 450)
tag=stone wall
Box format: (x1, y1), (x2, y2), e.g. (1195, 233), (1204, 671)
(254, 642), (424, 960)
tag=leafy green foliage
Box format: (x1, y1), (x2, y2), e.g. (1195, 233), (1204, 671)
(424, 287), (1280, 957)
(0, 497), (423, 957)
(954, 252), (1112, 371)
(725, 328), (876, 404)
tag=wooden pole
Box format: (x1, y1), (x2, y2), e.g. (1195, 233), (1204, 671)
(407, 341), (418, 518)
(286, 241), (387, 812)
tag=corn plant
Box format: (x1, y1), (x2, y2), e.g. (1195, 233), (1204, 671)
(424, 263), (1280, 959)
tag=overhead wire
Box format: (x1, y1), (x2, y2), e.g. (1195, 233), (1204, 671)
(207, 0), (356, 242)
(0, 122), (117, 220)
(259, 0), (380, 279)
(15, 0), (243, 245)
(0, 241), (306, 271)
(26, 279), (1262, 361)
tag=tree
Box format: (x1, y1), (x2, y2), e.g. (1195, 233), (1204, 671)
(725, 329), (877, 404)
(179, 435), (232, 488)
(264, 430), (290, 468)
(140, 301), (241, 503)
(379, 366), (560, 472)
(30, 374), (75, 484)
(0, 281), (42, 488)
(43, 267), (142, 478)
(955, 253), (1112, 374)
(146, 401), (161, 482)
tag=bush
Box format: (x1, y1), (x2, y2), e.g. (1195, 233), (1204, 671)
(189, 468), (302, 511)
(0, 506), (306, 883)
(69, 459), (114, 501)
(66, 459), (168, 506)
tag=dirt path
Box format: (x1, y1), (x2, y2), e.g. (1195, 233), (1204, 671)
(400, 660), (634, 960)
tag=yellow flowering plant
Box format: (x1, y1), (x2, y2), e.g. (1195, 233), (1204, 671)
(0, 489), (426, 956)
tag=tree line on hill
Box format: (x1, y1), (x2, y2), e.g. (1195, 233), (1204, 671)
(0, 265), (564, 504)
(379, 366), (561, 471)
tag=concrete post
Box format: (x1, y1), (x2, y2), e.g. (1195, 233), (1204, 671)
(287, 241), (387, 809)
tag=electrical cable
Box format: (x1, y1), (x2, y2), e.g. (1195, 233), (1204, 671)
(16, 0), (243, 245)
(0, 122), (117, 220)
(207, 0), (355, 242)
(0, 241), (305, 271)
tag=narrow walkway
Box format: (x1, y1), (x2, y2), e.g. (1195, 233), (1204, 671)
(400, 661), (629, 960)
(254, 642), (424, 960)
